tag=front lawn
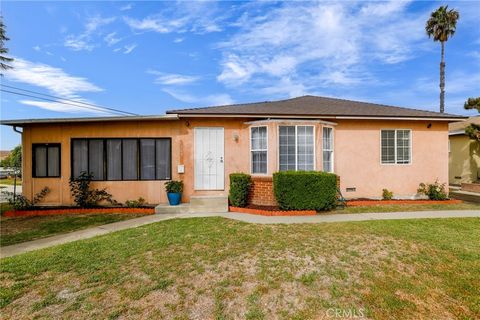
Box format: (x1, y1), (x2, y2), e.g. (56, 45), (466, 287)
(0, 213), (149, 247)
(0, 178), (22, 186)
(333, 202), (480, 214)
(1, 217), (478, 319)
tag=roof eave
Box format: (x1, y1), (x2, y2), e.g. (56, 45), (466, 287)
(0, 114), (179, 126)
(173, 113), (467, 121)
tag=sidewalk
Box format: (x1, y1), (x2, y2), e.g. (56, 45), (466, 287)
(1, 210), (479, 258)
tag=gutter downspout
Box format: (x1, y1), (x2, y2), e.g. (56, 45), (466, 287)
(11, 126), (23, 203)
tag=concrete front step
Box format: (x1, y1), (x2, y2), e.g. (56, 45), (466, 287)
(449, 190), (480, 203)
(155, 203), (191, 214)
(155, 195), (228, 214)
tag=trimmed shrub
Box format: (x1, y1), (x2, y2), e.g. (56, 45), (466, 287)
(229, 173), (252, 207)
(273, 171), (337, 211)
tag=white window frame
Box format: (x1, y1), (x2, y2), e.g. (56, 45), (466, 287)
(277, 125), (316, 171)
(322, 126), (334, 173)
(250, 126), (268, 175)
(380, 129), (412, 165)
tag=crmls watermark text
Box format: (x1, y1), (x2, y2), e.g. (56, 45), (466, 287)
(325, 308), (366, 318)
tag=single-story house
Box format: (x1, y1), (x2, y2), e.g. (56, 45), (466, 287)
(449, 116), (480, 185)
(1, 95), (466, 207)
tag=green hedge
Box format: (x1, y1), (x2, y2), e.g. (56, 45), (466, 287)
(229, 173), (252, 207)
(273, 171), (337, 211)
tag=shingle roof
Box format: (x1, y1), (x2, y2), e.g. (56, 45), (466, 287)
(449, 116), (480, 133)
(167, 95), (465, 119)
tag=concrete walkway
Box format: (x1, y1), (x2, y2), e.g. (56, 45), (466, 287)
(1, 210), (479, 258)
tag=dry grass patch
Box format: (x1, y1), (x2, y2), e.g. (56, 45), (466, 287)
(1, 217), (479, 319)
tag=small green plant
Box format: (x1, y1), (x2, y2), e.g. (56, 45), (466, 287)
(3, 187), (50, 210)
(417, 180), (448, 200)
(69, 172), (116, 208)
(382, 189), (393, 200)
(229, 173), (252, 207)
(125, 197), (146, 208)
(165, 180), (183, 193)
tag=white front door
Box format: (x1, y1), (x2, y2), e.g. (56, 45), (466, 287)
(194, 127), (224, 190)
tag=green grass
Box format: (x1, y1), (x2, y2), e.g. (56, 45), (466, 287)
(0, 178), (22, 186)
(1, 217), (478, 319)
(331, 202), (480, 214)
(1, 213), (148, 247)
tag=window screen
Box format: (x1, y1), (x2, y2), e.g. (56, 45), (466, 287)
(140, 139), (155, 180)
(33, 144), (60, 177)
(89, 140), (104, 180)
(72, 138), (171, 180)
(122, 140), (138, 180)
(106, 140), (122, 180)
(156, 139), (171, 180)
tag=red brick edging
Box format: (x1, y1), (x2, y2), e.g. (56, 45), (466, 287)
(3, 207), (155, 217)
(229, 206), (316, 216)
(347, 199), (462, 207)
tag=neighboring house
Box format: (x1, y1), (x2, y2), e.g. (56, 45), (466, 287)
(0, 95), (466, 206)
(0, 150), (11, 161)
(449, 116), (480, 185)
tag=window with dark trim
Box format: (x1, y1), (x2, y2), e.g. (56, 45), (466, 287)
(33, 143), (61, 178)
(71, 138), (171, 181)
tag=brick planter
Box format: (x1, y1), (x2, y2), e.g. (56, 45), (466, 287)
(3, 207), (155, 217)
(248, 176), (277, 206)
(229, 206), (316, 216)
(461, 183), (480, 193)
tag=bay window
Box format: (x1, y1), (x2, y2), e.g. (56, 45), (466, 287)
(323, 127), (334, 172)
(251, 126), (268, 174)
(279, 125), (314, 171)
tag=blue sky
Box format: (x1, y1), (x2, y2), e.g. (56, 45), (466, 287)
(1, 0), (479, 149)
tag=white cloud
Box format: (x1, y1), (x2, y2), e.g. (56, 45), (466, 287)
(173, 37), (184, 43)
(33, 45), (41, 51)
(163, 88), (233, 106)
(104, 32), (121, 46)
(123, 1), (226, 34)
(216, 1), (426, 97)
(5, 58), (108, 114)
(123, 43), (137, 54)
(148, 70), (199, 85)
(120, 3), (133, 11)
(64, 15), (116, 51)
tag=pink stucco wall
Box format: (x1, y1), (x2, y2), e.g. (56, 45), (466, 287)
(20, 117), (448, 205)
(334, 120), (448, 199)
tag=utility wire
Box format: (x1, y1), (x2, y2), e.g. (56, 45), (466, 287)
(1, 84), (139, 116)
(1, 89), (129, 116)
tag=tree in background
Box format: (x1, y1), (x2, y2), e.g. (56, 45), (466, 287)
(464, 97), (480, 141)
(0, 145), (22, 169)
(0, 15), (14, 73)
(425, 6), (460, 113)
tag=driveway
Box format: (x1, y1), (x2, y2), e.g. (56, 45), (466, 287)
(0, 184), (22, 203)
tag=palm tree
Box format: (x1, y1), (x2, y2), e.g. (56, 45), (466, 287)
(425, 6), (459, 113)
(0, 16), (14, 74)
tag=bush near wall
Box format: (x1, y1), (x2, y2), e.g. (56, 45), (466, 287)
(273, 171), (337, 211)
(229, 173), (252, 207)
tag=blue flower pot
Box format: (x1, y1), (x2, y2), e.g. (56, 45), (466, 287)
(167, 192), (181, 206)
